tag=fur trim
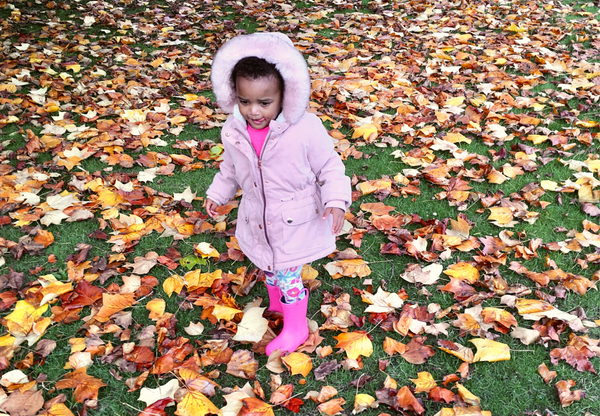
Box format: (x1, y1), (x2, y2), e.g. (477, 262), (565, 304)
(211, 32), (310, 125)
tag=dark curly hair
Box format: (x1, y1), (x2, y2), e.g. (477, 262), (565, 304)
(230, 56), (285, 94)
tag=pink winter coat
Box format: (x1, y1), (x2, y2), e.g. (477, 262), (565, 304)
(206, 33), (352, 272)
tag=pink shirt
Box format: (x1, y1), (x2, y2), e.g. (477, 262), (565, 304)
(247, 125), (269, 156)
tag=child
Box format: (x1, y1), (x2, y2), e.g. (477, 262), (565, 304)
(205, 32), (352, 356)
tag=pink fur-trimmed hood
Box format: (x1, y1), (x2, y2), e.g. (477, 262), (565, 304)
(211, 32), (310, 125)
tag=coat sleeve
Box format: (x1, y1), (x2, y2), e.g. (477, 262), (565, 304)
(206, 133), (240, 206)
(306, 115), (352, 210)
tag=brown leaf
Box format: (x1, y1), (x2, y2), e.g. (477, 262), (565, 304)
(0, 390), (44, 416)
(226, 350), (258, 380)
(555, 380), (585, 407)
(401, 336), (435, 365)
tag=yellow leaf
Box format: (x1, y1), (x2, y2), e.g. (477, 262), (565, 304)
(4, 301), (48, 336)
(175, 390), (221, 416)
(541, 180), (558, 191)
(410, 371), (437, 393)
(488, 207), (513, 225)
(443, 262), (479, 284)
(66, 64), (81, 73)
(282, 352), (312, 377)
(185, 269), (222, 291)
(146, 298), (165, 321)
(527, 135), (548, 145)
(301, 264), (319, 280)
(212, 305), (241, 321)
(506, 23), (527, 33)
(487, 168), (508, 184)
(353, 394), (377, 414)
(444, 96), (465, 107)
(44, 402), (76, 416)
(323, 259), (371, 279)
(334, 332), (373, 360)
(443, 132), (471, 144)
(163, 275), (184, 297)
(352, 124), (378, 142)
(455, 383), (480, 406)
(69, 338), (86, 353)
(470, 338), (511, 362)
(586, 159), (600, 173)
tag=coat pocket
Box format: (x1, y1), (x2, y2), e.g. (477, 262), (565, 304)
(236, 198), (257, 247)
(282, 199), (324, 254)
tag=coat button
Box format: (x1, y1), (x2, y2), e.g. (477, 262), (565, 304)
(277, 126), (281, 130)
(287, 218), (293, 224)
(265, 179), (269, 183)
(254, 182), (257, 187)
(259, 224), (263, 229)
(267, 221), (271, 226)
(268, 266), (272, 270)
(235, 141), (240, 145)
(226, 132), (230, 136)
(315, 209), (319, 214)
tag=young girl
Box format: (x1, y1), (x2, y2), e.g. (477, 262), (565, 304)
(205, 32), (352, 356)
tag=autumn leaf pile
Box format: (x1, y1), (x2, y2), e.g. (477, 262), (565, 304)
(1, 0), (600, 415)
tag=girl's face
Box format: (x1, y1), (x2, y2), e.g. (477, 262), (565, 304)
(235, 76), (282, 130)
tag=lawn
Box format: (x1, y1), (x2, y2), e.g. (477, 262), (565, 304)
(1, 0), (600, 415)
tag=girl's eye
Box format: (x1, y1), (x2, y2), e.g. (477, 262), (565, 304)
(261, 102), (271, 107)
(239, 99), (248, 105)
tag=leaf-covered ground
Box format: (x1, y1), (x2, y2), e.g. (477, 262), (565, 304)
(1, 0), (600, 415)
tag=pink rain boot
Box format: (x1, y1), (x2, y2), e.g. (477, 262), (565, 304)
(266, 283), (283, 313)
(265, 289), (309, 356)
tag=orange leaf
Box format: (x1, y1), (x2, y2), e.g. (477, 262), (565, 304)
(429, 386), (457, 404)
(383, 337), (406, 356)
(515, 298), (553, 315)
(55, 367), (107, 403)
(238, 397), (275, 416)
(94, 293), (135, 322)
(334, 332), (373, 360)
(317, 398), (346, 415)
(34, 229), (54, 247)
(396, 386), (424, 414)
(359, 202), (395, 216)
(282, 352), (313, 377)
(555, 380), (584, 407)
(538, 363), (557, 384)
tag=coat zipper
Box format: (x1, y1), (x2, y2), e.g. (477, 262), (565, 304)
(257, 132), (272, 250)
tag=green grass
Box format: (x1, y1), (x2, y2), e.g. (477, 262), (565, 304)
(2, 0), (600, 415)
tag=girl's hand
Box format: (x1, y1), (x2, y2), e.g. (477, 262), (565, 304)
(323, 207), (345, 235)
(205, 198), (220, 218)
